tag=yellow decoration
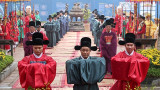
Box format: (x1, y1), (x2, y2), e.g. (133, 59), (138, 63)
(0, 49), (6, 60)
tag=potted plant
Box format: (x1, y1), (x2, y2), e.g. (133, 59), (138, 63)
(82, 9), (91, 23)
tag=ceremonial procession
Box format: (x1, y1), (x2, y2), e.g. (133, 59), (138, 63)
(0, 0), (160, 90)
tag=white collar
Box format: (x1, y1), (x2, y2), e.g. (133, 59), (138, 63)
(36, 30), (41, 32)
(30, 31), (35, 34)
(81, 56), (90, 60)
(53, 19), (57, 21)
(100, 21), (105, 25)
(125, 50), (134, 56)
(106, 30), (111, 33)
(64, 15), (68, 17)
(33, 53), (43, 58)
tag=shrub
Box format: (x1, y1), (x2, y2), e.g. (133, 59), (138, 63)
(0, 50), (14, 73)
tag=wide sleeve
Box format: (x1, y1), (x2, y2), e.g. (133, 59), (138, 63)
(44, 22), (54, 32)
(18, 56), (57, 88)
(18, 57), (30, 88)
(111, 53), (131, 81)
(128, 54), (150, 83)
(111, 52), (150, 83)
(80, 57), (106, 84)
(44, 57), (57, 85)
(66, 59), (81, 84)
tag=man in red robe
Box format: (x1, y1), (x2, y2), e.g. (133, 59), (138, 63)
(31, 10), (36, 21)
(36, 21), (48, 54)
(110, 33), (150, 90)
(114, 6), (124, 36)
(115, 14), (125, 35)
(136, 15), (146, 39)
(18, 32), (56, 90)
(24, 14), (30, 35)
(10, 15), (19, 45)
(1, 20), (10, 51)
(0, 18), (4, 49)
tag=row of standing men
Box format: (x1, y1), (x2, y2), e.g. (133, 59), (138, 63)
(43, 11), (70, 47)
(23, 11), (70, 56)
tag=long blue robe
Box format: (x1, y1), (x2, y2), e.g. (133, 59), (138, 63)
(59, 17), (63, 38)
(60, 17), (66, 37)
(90, 14), (95, 32)
(66, 56), (106, 90)
(44, 21), (56, 47)
(52, 20), (60, 43)
(96, 21), (105, 47)
(64, 15), (70, 32)
(92, 20), (100, 45)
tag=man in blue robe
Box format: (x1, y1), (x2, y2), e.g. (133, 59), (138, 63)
(96, 15), (106, 50)
(53, 14), (60, 43)
(43, 15), (56, 47)
(58, 11), (64, 38)
(64, 11), (70, 33)
(90, 10), (98, 32)
(66, 37), (106, 90)
(92, 15), (100, 45)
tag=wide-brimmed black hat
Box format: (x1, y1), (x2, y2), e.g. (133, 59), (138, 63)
(57, 12), (60, 15)
(29, 21), (35, 27)
(74, 37), (97, 51)
(119, 33), (141, 46)
(65, 11), (68, 14)
(104, 18), (116, 28)
(47, 15), (53, 20)
(60, 10), (63, 13)
(26, 32), (49, 45)
(98, 15), (106, 20)
(139, 15), (145, 20)
(35, 21), (41, 28)
(53, 14), (57, 18)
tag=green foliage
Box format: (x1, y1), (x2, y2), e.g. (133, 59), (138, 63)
(51, 13), (56, 17)
(0, 55), (14, 73)
(147, 67), (160, 78)
(82, 9), (91, 21)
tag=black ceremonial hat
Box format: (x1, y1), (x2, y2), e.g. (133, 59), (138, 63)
(74, 37), (97, 51)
